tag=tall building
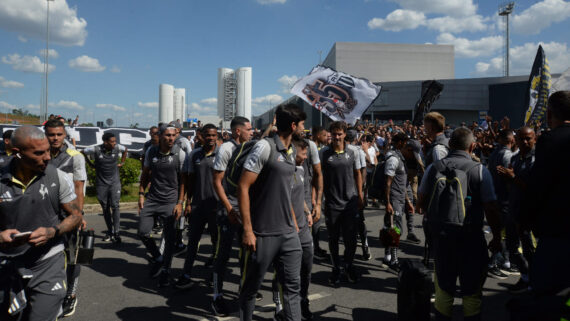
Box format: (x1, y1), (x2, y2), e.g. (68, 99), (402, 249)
(217, 67), (252, 127)
(159, 84), (186, 124)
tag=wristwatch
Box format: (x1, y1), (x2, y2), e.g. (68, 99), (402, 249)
(52, 226), (60, 237)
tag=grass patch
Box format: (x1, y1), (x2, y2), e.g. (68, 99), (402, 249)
(84, 183), (139, 204)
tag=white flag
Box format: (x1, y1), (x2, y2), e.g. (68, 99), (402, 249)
(550, 67), (570, 96)
(291, 65), (381, 125)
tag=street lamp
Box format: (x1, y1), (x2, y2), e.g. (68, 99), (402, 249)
(41, 0), (54, 124)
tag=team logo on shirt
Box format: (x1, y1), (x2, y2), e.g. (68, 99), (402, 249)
(345, 154), (350, 160)
(277, 154), (286, 162)
(0, 191), (12, 202)
(39, 184), (49, 200)
(328, 156), (334, 163)
(152, 157), (158, 163)
(168, 156), (173, 163)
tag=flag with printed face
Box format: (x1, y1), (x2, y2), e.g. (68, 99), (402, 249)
(291, 65), (381, 125)
(523, 45), (551, 126)
(412, 80), (444, 126)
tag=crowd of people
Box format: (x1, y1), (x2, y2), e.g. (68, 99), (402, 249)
(0, 90), (569, 321)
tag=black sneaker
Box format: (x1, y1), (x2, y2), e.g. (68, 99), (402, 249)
(149, 260), (163, 278)
(273, 310), (286, 321)
(345, 266), (359, 284)
(362, 246), (372, 261)
(211, 296), (229, 316)
(61, 295), (77, 317)
(174, 275), (194, 289)
(256, 292), (263, 301)
(328, 269), (341, 286)
(488, 266), (508, 280)
(301, 300), (313, 321)
(113, 234), (122, 244)
(173, 243), (187, 257)
(314, 247), (327, 258)
(102, 234), (113, 242)
(508, 278), (530, 294)
(158, 270), (171, 287)
(406, 232), (421, 244)
(384, 260), (400, 274)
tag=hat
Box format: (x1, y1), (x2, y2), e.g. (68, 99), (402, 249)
(159, 123), (177, 134)
(406, 139), (421, 154)
(168, 121), (182, 130)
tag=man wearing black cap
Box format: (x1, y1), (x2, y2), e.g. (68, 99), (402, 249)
(319, 122), (364, 285)
(138, 123), (187, 287)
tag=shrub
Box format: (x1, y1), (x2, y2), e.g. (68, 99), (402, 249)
(85, 156), (141, 190)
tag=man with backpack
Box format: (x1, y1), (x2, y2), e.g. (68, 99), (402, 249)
(174, 124), (219, 289)
(82, 132), (128, 244)
(210, 116), (253, 316)
(422, 112), (449, 167)
(238, 104), (306, 321)
(381, 133), (413, 271)
(320, 122), (364, 285)
(138, 123), (187, 287)
(418, 127), (502, 321)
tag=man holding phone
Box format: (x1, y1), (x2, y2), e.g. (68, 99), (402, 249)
(0, 126), (83, 321)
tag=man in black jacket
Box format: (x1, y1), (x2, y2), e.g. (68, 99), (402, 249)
(523, 90), (570, 296)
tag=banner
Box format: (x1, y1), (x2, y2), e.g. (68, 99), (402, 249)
(291, 65), (381, 125)
(411, 80), (444, 126)
(550, 67), (570, 95)
(523, 45), (551, 126)
(0, 125), (196, 154)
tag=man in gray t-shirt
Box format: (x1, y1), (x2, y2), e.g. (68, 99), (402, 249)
(83, 132), (127, 243)
(238, 104), (305, 321)
(138, 124), (187, 287)
(210, 116), (253, 316)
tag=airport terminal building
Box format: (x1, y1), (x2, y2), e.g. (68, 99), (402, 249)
(255, 42), (534, 128)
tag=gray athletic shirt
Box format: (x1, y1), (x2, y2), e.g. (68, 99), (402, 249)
(319, 145), (359, 211)
(83, 144), (126, 186)
(143, 146), (187, 203)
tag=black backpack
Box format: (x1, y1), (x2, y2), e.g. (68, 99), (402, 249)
(368, 154), (395, 201)
(397, 258), (432, 321)
(425, 159), (480, 231)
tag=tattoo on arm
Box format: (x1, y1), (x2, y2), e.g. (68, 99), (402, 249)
(59, 200), (83, 233)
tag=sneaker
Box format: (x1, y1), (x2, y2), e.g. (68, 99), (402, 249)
(158, 270), (171, 287)
(500, 265), (520, 276)
(508, 278), (530, 294)
(273, 310), (286, 321)
(314, 247), (327, 258)
(61, 295), (77, 317)
(487, 266), (508, 280)
(113, 234), (121, 244)
(301, 300), (313, 321)
(328, 269), (341, 286)
(387, 261), (400, 274)
(345, 266), (359, 284)
(174, 275), (194, 289)
(102, 234), (113, 242)
(256, 292), (263, 301)
(362, 246), (372, 261)
(173, 243), (187, 257)
(406, 232), (421, 244)
(211, 296), (229, 316)
(381, 257), (391, 269)
(149, 260), (163, 278)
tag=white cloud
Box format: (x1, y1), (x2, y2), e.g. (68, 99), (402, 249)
(110, 65), (121, 73)
(390, 0), (477, 17)
(1, 54), (55, 73)
(137, 101), (158, 108)
(189, 102), (216, 115)
(68, 55), (106, 72)
(24, 103), (39, 110)
(0, 0), (87, 46)
(0, 76), (24, 88)
(200, 97), (217, 105)
(39, 49), (59, 59)
(367, 10), (426, 31)
(512, 0), (570, 35)
(252, 94), (283, 115)
(257, 0), (286, 4)
(49, 100), (84, 110)
(474, 41), (570, 76)
(0, 101), (39, 111)
(277, 75), (299, 93)
(96, 103), (127, 112)
(426, 15), (488, 33)
(17, 35), (27, 43)
(437, 33), (503, 58)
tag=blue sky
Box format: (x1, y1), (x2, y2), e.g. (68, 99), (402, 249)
(0, 0), (569, 127)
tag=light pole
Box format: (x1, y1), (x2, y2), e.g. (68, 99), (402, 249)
(41, 0), (54, 124)
(499, 2), (515, 77)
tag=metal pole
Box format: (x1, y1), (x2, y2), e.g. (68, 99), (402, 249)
(42, 0), (53, 123)
(506, 14), (510, 77)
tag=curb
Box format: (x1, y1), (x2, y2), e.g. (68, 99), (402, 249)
(83, 202), (139, 215)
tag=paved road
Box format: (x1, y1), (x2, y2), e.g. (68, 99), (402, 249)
(67, 207), (515, 320)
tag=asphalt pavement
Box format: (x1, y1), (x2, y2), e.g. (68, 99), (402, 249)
(67, 206), (515, 320)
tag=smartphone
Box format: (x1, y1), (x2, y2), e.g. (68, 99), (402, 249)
(11, 231), (32, 240)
